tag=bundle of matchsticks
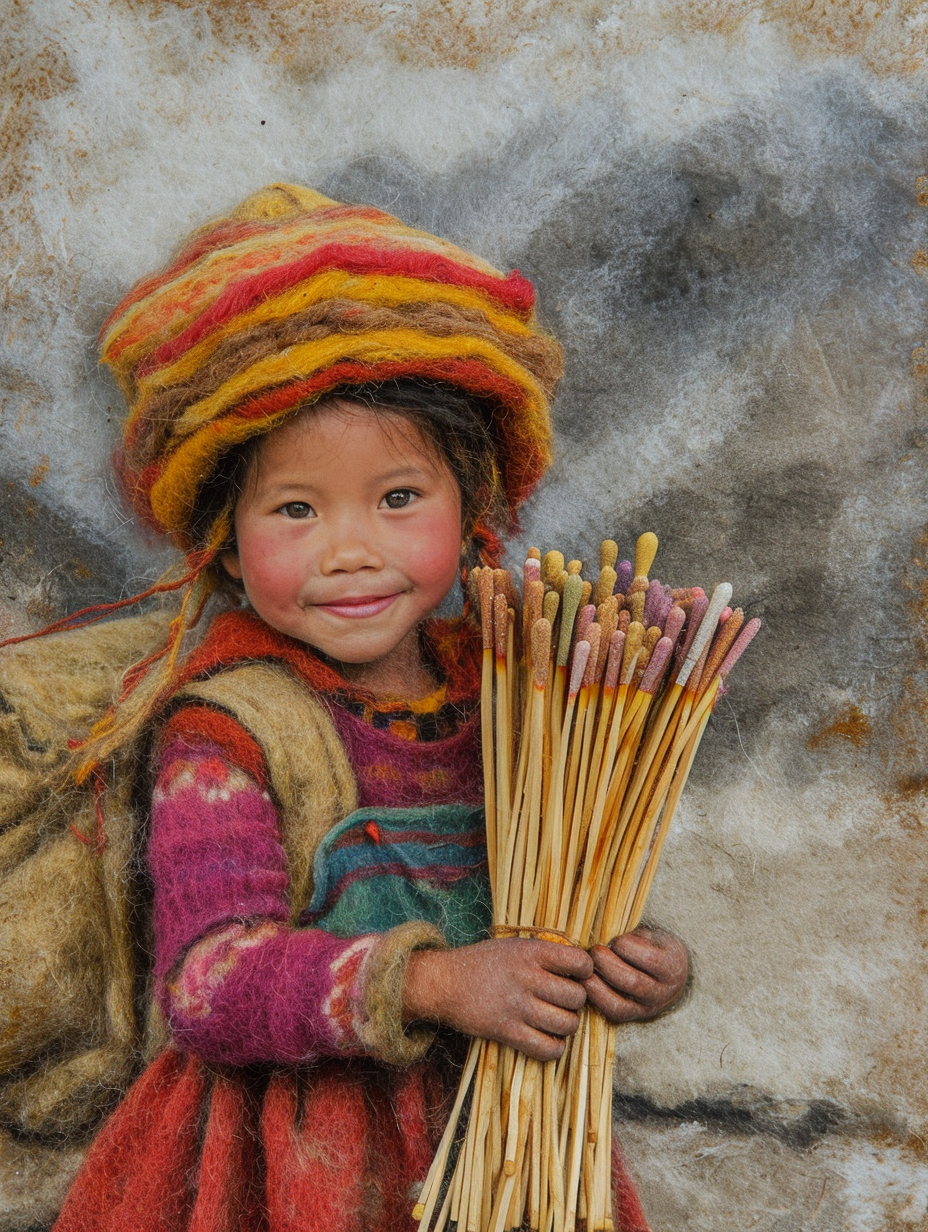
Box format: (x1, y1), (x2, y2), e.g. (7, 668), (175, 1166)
(413, 533), (760, 1232)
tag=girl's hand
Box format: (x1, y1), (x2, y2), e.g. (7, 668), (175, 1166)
(403, 938), (593, 1061)
(583, 926), (689, 1023)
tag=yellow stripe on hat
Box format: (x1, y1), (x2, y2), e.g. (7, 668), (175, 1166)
(102, 212), (505, 384)
(132, 270), (538, 402)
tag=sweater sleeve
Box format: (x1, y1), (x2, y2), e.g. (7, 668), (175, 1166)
(148, 730), (447, 1067)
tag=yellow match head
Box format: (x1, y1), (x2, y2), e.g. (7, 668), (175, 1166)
(593, 566), (617, 608)
(543, 588), (560, 625)
(634, 531), (659, 579)
(600, 539), (619, 569)
(542, 550), (565, 585)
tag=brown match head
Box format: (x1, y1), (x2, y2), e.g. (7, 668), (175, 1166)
(634, 531), (659, 579)
(600, 539), (619, 570)
(531, 618), (552, 686)
(493, 592), (509, 659)
(701, 607), (744, 686)
(627, 588), (645, 625)
(524, 578), (544, 628)
(476, 567), (495, 649)
(595, 600), (619, 677)
(580, 580), (593, 608)
(527, 546), (541, 560)
(582, 623), (602, 687)
(718, 617), (762, 679)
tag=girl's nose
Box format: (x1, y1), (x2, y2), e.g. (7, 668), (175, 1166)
(318, 521), (384, 574)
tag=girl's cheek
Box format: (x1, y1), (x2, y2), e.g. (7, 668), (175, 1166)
(407, 509), (464, 585)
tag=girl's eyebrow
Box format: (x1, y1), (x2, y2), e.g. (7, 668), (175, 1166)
(259, 464), (436, 496)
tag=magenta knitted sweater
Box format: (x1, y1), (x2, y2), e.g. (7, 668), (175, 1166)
(148, 685), (483, 1067)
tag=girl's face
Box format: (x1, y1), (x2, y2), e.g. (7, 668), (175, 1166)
(222, 400), (463, 696)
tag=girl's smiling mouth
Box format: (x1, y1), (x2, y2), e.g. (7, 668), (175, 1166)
(316, 594), (400, 619)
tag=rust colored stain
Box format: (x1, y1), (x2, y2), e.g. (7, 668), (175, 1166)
(917, 176), (928, 208)
(2, 31), (76, 198)
(673, 0), (926, 73)
(883, 527), (928, 818)
(110, 0), (928, 73)
(28, 456), (49, 488)
(910, 249), (928, 276)
(808, 703), (872, 749)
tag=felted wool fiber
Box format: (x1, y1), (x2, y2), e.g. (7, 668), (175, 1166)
(98, 183), (564, 551)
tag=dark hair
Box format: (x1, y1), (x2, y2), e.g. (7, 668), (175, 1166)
(189, 379), (507, 576)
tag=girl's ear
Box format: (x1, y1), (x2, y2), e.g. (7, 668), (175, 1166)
(220, 548), (243, 580)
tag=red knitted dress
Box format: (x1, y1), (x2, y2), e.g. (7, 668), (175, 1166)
(52, 610), (650, 1232)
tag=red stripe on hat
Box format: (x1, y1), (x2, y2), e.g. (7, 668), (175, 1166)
(138, 245), (536, 376)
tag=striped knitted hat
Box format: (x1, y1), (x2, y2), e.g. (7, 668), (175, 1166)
(99, 183), (564, 552)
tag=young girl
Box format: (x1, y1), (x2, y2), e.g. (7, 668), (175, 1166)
(47, 184), (687, 1231)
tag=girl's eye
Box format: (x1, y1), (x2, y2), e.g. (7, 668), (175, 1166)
(381, 489), (415, 510)
(278, 502), (314, 519)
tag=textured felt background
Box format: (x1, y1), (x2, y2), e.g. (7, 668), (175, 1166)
(2, 1), (928, 1228)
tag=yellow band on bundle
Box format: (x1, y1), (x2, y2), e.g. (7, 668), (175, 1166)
(491, 924), (583, 948)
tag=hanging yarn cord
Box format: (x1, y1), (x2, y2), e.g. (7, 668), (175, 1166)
(0, 509), (233, 837)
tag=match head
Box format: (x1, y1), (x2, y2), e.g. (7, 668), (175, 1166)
(531, 618), (552, 687)
(543, 588), (560, 626)
(493, 592), (509, 659)
(542, 551), (565, 586)
(476, 567), (495, 650)
(639, 636), (674, 694)
(622, 621), (644, 685)
(634, 531), (659, 579)
(718, 617), (762, 678)
(569, 638), (592, 697)
(604, 630), (625, 690)
(556, 572), (585, 666)
(600, 539), (619, 569)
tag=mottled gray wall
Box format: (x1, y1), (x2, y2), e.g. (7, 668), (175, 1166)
(2, 2), (928, 1228)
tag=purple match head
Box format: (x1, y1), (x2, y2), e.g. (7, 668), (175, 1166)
(575, 604), (596, 644)
(664, 604), (686, 648)
(569, 638), (592, 696)
(604, 630), (625, 690)
(675, 593), (709, 671)
(616, 560), (633, 594)
(639, 637), (673, 694)
(643, 579), (673, 631)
